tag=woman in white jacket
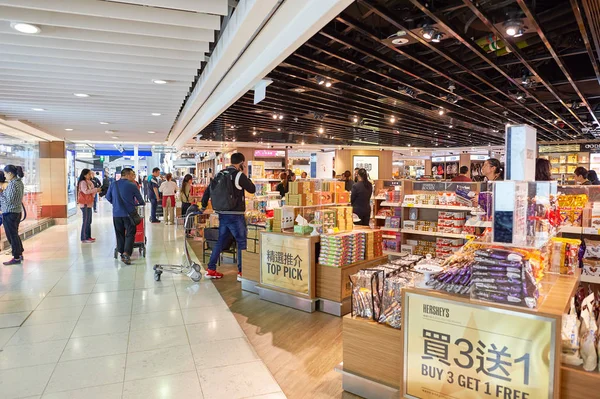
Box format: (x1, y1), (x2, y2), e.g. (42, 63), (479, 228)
(159, 173), (178, 225)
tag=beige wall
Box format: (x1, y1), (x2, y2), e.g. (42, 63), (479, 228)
(334, 149), (393, 180)
(39, 141), (68, 221)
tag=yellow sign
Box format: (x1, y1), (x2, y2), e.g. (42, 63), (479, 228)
(261, 233), (310, 295)
(403, 291), (555, 399)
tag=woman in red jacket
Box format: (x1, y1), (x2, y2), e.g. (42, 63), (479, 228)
(78, 169), (101, 243)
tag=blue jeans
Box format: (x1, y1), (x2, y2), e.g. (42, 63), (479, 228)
(80, 206), (92, 241)
(149, 198), (158, 222)
(208, 214), (246, 272)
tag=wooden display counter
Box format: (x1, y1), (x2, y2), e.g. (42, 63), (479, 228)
(338, 271), (582, 399)
(240, 250), (260, 293)
(317, 255), (388, 316)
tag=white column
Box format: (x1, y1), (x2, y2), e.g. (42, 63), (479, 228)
(134, 145), (139, 175)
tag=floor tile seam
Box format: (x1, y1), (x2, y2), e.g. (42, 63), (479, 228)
(28, 382), (125, 398)
(0, 326), (19, 348)
(193, 358), (266, 372)
(40, 288), (94, 396)
(0, 340), (70, 371)
(120, 278), (137, 399)
(239, 390), (286, 399)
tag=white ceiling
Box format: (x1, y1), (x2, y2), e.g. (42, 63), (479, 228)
(0, 0), (228, 143)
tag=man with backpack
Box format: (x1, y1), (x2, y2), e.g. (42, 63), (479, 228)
(200, 152), (255, 281)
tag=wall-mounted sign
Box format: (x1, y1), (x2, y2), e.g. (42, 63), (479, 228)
(254, 149), (286, 158)
(260, 233), (311, 295)
(445, 156), (459, 162)
(413, 182), (478, 192)
(583, 143), (600, 152)
(470, 155), (489, 161)
(179, 153), (196, 159)
(403, 290), (555, 399)
(383, 180), (403, 187)
(538, 144), (581, 153)
(431, 157), (444, 163)
(353, 155), (379, 180)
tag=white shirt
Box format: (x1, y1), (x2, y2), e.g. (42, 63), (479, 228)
(159, 180), (178, 196)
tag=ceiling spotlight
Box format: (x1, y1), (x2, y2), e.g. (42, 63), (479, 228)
(277, 128), (282, 131)
(318, 77), (325, 85)
(278, 114), (284, 120)
(253, 131), (257, 136)
(438, 107), (445, 116)
(74, 93), (89, 97)
(151, 113), (161, 116)
(506, 123), (511, 127)
(516, 93), (524, 101)
(99, 122), (109, 125)
(390, 116), (396, 123)
(272, 114), (278, 119)
(11, 22), (41, 34)
(32, 108), (45, 111)
(421, 26), (437, 40)
(407, 144), (411, 147)
(147, 131), (156, 134)
(301, 140), (305, 145)
(353, 116), (359, 123)
(504, 20), (524, 37)
(449, 124), (453, 128)
(112, 136), (119, 139)
(325, 81), (332, 88)
(492, 129), (499, 133)
(152, 79), (168, 84)
(431, 32), (444, 43)
(319, 127), (324, 134)
(65, 128), (73, 131)
(105, 130), (115, 134)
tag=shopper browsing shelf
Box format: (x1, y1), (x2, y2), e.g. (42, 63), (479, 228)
(341, 170), (353, 191)
(575, 167), (592, 185)
(106, 168), (145, 265)
(0, 165), (25, 265)
(301, 171), (308, 179)
(77, 169), (102, 244)
(159, 173), (178, 225)
(481, 158), (504, 181)
(276, 172), (288, 198)
(351, 168), (373, 226)
(201, 152), (256, 281)
(451, 166), (472, 182)
(147, 168), (161, 223)
(588, 170), (600, 185)
(180, 174), (193, 216)
(535, 158), (553, 181)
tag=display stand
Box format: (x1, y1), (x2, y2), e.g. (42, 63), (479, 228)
(257, 231), (319, 313)
(316, 255), (388, 316)
(240, 250), (260, 293)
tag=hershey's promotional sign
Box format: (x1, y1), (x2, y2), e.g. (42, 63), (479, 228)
(260, 234), (310, 295)
(403, 291), (555, 399)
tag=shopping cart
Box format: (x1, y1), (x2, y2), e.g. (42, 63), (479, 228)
(153, 211), (205, 282)
(113, 206), (146, 259)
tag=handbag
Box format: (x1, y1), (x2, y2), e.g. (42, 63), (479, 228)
(114, 180), (142, 226)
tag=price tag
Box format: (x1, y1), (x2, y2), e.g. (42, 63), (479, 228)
(465, 234), (476, 240)
(583, 227), (600, 235)
(406, 203), (414, 207)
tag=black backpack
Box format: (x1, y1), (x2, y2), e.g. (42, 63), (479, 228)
(210, 169), (237, 211)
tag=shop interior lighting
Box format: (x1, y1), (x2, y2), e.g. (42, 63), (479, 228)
(278, 114), (284, 120)
(32, 108), (45, 111)
(99, 122), (109, 125)
(516, 93), (524, 101)
(353, 116), (359, 123)
(431, 32), (443, 43)
(319, 127), (325, 134)
(389, 116), (396, 123)
(449, 124), (453, 128)
(147, 131), (155, 134)
(438, 107), (445, 116)
(252, 131), (257, 136)
(272, 114), (278, 119)
(277, 128), (281, 131)
(65, 128), (73, 131)
(152, 79), (168, 85)
(504, 20), (524, 37)
(421, 25), (437, 40)
(325, 81), (332, 88)
(11, 22), (41, 34)
(151, 113), (161, 116)
(74, 93), (89, 97)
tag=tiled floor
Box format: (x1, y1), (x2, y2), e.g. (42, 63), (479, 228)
(0, 202), (285, 399)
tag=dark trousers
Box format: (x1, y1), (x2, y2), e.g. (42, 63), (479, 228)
(181, 202), (191, 217)
(93, 194), (98, 211)
(208, 214), (246, 273)
(2, 212), (23, 259)
(80, 206), (92, 241)
(113, 216), (135, 256)
(149, 198), (158, 222)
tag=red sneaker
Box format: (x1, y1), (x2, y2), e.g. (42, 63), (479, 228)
(89, 238), (96, 242)
(237, 272), (242, 282)
(205, 269), (223, 279)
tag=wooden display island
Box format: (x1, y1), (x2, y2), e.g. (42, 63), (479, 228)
(339, 271), (596, 399)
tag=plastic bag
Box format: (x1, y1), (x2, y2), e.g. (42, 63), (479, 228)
(580, 293), (598, 372)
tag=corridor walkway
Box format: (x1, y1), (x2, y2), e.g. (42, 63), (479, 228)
(0, 202), (284, 399)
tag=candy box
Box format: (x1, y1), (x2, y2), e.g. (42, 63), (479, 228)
(403, 220), (416, 230)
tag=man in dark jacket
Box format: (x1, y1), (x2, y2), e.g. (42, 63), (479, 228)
(106, 168), (145, 265)
(92, 172), (102, 213)
(201, 152), (255, 281)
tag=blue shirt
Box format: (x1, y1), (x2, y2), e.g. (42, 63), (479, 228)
(148, 176), (159, 200)
(106, 179), (145, 217)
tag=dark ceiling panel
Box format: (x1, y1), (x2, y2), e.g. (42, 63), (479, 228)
(195, 0), (600, 148)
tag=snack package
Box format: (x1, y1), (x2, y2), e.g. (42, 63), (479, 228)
(580, 293), (598, 371)
(562, 298), (580, 357)
(584, 239), (600, 259)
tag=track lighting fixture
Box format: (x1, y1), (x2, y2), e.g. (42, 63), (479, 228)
(431, 32), (443, 43)
(272, 113), (284, 120)
(319, 127), (325, 134)
(504, 20), (524, 37)
(438, 107), (445, 116)
(318, 77), (325, 85)
(278, 114), (284, 120)
(272, 114), (278, 119)
(421, 25), (437, 40)
(353, 116), (359, 123)
(325, 81), (332, 88)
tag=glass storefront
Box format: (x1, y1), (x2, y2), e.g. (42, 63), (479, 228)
(0, 133), (42, 223)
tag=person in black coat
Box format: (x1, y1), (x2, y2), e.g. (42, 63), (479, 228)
(351, 168), (373, 226)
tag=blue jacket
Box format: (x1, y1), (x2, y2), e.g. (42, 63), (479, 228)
(106, 179), (145, 217)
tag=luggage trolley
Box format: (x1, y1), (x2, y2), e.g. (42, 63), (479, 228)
(113, 205), (147, 259)
(153, 211), (205, 282)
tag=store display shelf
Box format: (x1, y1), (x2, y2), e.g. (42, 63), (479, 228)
(400, 229), (467, 239)
(465, 219), (492, 228)
(383, 250), (402, 256)
(382, 235), (397, 239)
(402, 203), (475, 211)
(581, 274), (600, 284)
(380, 227), (400, 232)
(380, 202), (402, 207)
(375, 216), (387, 220)
(374, 196), (387, 200)
(559, 226), (583, 234)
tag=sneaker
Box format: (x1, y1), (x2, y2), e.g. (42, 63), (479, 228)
(151, 220), (161, 224)
(81, 239), (94, 243)
(3, 258), (21, 266)
(121, 254), (131, 265)
(89, 238), (96, 242)
(237, 272), (242, 282)
(205, 269), (223, 279)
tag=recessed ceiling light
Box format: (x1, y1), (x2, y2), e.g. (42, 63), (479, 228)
(151, 113), (161, 116)
(252, 131), (257, 136)
(99, 122), (109, 125)
(147, 131), (156, 134)
(32, 108), (45, 111)
(65, 128), (73, 131)
(11, 22), (41, 34)
(325, 81), (332, 88)
(277, 128), (281, 131)
(74, 93), (89, 97)
(390, 116), (396, 123)
(152, 79), (168, 85)
(318, 127), (324, 134)
(105, 130), (115, 134)
(112, 136), (119, 139)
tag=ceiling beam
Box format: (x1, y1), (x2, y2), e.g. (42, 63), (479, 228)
(105, 0), (229, 15)
(572, 0), (600, 86)
(0, 0), (221, 29)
